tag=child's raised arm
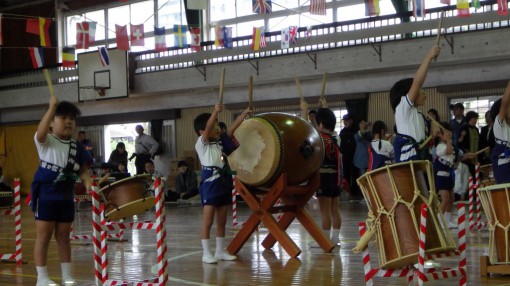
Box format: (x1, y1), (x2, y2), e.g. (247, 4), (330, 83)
(202, 103), (223, 142)
(36, 94), (58, 143)
(498, 80), (510, 122)
(228, 107), (252, 137)
(408, 45), (441, 104)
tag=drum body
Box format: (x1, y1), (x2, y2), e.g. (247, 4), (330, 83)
(479, 164), (495, 187)
(228, 113), (324, 187)
(0, 191), (13, 208)
(357, 160), (456, 269)
(478, 183), (510, 264)
(98, 174), (154, 221)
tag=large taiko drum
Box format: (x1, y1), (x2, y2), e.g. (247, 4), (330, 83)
(98, 174), (154, 221)
(228, 113), (324, 187)
(478, 183), (510, 265)
(357, 160), (457, 269)
(0, 191), (13, 208)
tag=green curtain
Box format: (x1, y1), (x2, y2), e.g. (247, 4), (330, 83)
(345, 97), (369, 124)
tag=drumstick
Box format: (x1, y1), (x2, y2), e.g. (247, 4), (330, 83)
(419, 134), (435, 150)
(435, 11), (444, 46)
(320, 72), (327, 99)
(295, 75), (304, 101)
(43, 69), (55, 97)
(475, 147), (490, 156)
(98, 173), (111, 186)
(218, 67), (226, 104)
(248, 75), (253, 111)
(352, 224), (377, 253)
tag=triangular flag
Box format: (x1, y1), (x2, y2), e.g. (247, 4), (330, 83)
(251, 27), (261, 51)
(173, 25), (188, 48)
(222, 27), (233, 49)
(260, 27), (267, 48)
(289, 26), (298, 45)
(130, 24), (145, 46)
(76, 22), (90, 49)
(98, 46), (110, 67)
(154, 26), (167, 52)
(62, 47), (75, 68)
(214, 26), (224, 47)
(498, 0), (508, 15)
(115, 24), (130, 51)
(26, 18), (39, 35)
(188, 0), (208, 9)
(457, 0), (470, 17)
(190, 27), (201, 52)
(29, 47), (44, 69)
(39, 17), (52, 47)
(281, 27), (290, 49)
(412, 0), (426, 17)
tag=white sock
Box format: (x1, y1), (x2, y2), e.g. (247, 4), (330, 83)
(215, 237), (225, 256)
(331, 228), (340, 244)
(36, 266), (49, 280)
(202, 239), (212, 256)
(444, 212), (452, 223)
(61, 262), (72, 278)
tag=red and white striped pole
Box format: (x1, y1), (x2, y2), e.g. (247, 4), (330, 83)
(418, 203), (428, 286)
(154, 177), (169, 285)
(232, 176), (238, 228)
(457, 203), (467, 286)
(91, 179), (104, 285)
(13, 179), (22, 265)
(474, 162), (482, 230)
(358, 222), (374, 286)
(468, 176), (475, 230)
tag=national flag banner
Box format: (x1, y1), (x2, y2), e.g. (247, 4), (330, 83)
(498, 0), (509, 15)
(0, 14), (3, 46)
(62, 47), (75, 68)
(76, 22), (90, 49)
(130, 24), (145, 46)
(28, 47), (44, 69)
(39, 17), (52, 47)
(188, 0), (208, 9)
(88, 22), (97, 43)
(289, 26), (298, 45)
(440, 0), (450, 4)
(115, 24), (130, 51)
(190, 27), (201, 52)
(222, 27), (233, 49)
(310, 0), (326, 15)
(26, 18), (40, 35)
(154, 26), (167, 52)
(305, 26), (312, 39)
(174, 24), (188, 48)
(214, 26), (224, 47)
(251, 27), (261, 51)
(457, 0), (470, 17)
(260, 27), (267, 48)
(281, 27), (290, 49)
(365, 0), (380, 16)
(412, 0), (426, 17)
(471, 0), (480, 8)
(98, 46), (110, 67)
(253, 0), (272, 14)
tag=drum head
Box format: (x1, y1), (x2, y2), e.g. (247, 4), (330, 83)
(228, 117), (282, 186)
(104, 197), (155, 222)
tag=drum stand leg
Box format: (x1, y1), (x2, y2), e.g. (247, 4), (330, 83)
(480, 256), (510, 276)
(227, 172), (333, 258)
(0, 179), (25, 265)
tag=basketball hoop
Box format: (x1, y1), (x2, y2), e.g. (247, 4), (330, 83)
(96, 87), (106, 97)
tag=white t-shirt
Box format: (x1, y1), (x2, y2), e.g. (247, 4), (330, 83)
(395, 95), (426, 142)
(34, 133), (72, 168)
(493, 115), (510, 166)
(195, 136), (224, 169)
(436, 142), (454, 165)
(370, 140), (394, 158)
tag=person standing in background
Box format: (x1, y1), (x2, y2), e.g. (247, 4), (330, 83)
(130, 125), (159, 175)
(354, 120), (372, 176)
(340, 113), (360, 198)
(77, 131), (93, 160)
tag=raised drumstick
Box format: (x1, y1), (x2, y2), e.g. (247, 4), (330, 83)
(218, 67), (226, 104)
(248, 75), (253, 111)
(295, 75), (304, 101)
(43, 69), (55, 97)
(320, 72), (327, 99)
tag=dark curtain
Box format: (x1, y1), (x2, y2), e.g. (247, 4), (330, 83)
(345, 97), (369, 124)
(150, 119), (163, 145)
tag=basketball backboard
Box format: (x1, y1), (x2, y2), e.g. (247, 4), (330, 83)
(78, 48), (128, 102)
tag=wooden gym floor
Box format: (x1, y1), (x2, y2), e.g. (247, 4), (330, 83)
(0, 198), (509, 286)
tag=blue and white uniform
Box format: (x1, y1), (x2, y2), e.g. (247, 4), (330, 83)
(368, 139), (393, 171)
(394, 95), (428, 162)
(433, 142), (455, 190)
(31, 133), (92, 222)
(491, 116), (510, 184)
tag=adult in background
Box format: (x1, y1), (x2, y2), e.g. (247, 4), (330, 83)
(354, 120), (372, 176)
(340, 113), (360, 198)
(174, 160), (199, 200)
(129, 125), (159, 175)
(449, 103), (465, 147)
(107, 142), (128, 170)
(479, 110), (495, 165)
(77, 131), (93, 159)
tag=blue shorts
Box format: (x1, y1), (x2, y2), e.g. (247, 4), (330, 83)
(199, 169), (232, 206)
(35, 199), (75, 222)
(317, 173), (341, 198)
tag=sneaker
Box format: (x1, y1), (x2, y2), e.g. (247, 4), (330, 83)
(62, 277), (76, 285)
(215, 251), (237, 261)
(36, 277), (58, 286)
(202, 253), (218, 264)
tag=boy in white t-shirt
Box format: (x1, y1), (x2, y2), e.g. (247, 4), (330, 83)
(489, 80), (510, 183)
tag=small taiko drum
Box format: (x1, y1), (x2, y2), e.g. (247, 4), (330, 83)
(478, 183), (510, 264)
(0, 191), (13, 208)
(228, 113), (324, 187)
(98, 174), (154, 221)
(356, 160), (457, 269)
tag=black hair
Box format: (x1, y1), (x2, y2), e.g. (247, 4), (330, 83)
(78, 131), (86, 135)
(465, 111), (479, 122)
(490, 98), (501, 123)
(116, 142), (125, 149)
(315, 108), (336, 131)
(427, 108), (440, 121)
(55, 101), (81, 117)
(390, 78), (413, 112)
(439, 121), (452, 132)
(194, 113), (211, 136)
(219, 122), (227, 130)
(308, 110), (317, 115)
(372, 120), (387, 150)
(177, 160), (189, 168)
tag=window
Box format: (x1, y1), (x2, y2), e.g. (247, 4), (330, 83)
(66, 10), (105, 52)
(450, 96), (500, 129)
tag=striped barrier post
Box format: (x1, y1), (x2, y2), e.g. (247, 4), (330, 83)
(0, 178), (23, 265)
(458, 203), (467, 286)
(232, 176), (238, 228)
(468, 176), (475, 230)
(418, 203), (428, 286)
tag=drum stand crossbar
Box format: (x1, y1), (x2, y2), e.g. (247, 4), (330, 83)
(359, 203), (467, 286)
(0, 178), (23, 265)
(92, 178), (168, 286)
(227, 172), (334, 258)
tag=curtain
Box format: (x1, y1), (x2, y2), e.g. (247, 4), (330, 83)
(151, 119), (164, 154)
